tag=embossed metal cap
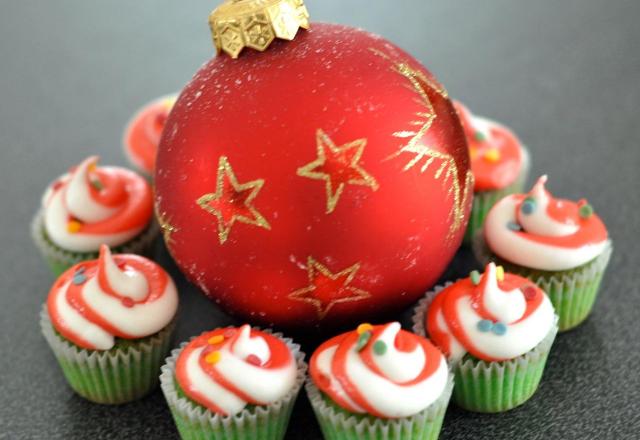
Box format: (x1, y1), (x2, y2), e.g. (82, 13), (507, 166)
(209, 0), (310, 59)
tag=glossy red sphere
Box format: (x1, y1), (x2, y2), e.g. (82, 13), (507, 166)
(155, 23), (472, 328)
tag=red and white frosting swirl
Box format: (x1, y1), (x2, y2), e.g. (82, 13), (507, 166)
(454, 101), (525, 192)
(41, 156), (153, 252)
(426, 263), (555, 363)
(484, 175), (609, 270)
(123, 94), (177, 175)
(310, 322), (448, 419)
(176, 325), (297, 416)
(47, 245), (178, 350)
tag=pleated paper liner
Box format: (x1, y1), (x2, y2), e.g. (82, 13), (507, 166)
(31, 210), (159, 277)
(40, 305), (175, 404)
(305, 373), (453, 440)
(160, 330), (307, 440)
(473, 234), (613, 331)
(412, 283), (559, 413)
(463, 146), (530, 244)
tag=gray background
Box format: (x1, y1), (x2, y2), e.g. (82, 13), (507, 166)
(1, 0), (639, 439)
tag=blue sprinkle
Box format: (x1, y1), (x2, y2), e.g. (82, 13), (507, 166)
(492, 322), (507, 336)
(72, 270), (87, 285)
(477, 319), (493, 332)
(507, 221), (522, 231)
(521, 198), (536, 215)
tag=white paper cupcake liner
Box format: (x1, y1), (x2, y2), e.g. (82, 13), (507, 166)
(40, 305), (175, 404)
(31, 210), (159, 276)
(305, 372), (453, 440)
(473, 234), (613, 331)
(160, 329), (307, 440)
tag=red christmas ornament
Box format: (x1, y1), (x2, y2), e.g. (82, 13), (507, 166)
(155, 18), (472, 328)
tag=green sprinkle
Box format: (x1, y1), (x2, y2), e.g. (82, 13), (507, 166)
(470, 270), (481, 285)
(356, 331), (371, 351)
(91, 179), (104, 191)
(579, 203), (593, 219)
(373, 340), (387, 355)
(474, 131), (486, 142)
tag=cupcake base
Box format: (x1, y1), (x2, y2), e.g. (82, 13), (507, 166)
(463, 146), (530, 244)
(473, 235), (613, 331)
(31, 211), (159, 277)
(40, 306), (175, 404)
(413, 284), (558, 413)
(160, 331), (307, 440)
(305, 373), (453, 440)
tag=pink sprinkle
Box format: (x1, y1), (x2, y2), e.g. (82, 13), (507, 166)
(523, 286), (537, 301)
(122, 297), (135, 308)
(246, 354), (262, 366)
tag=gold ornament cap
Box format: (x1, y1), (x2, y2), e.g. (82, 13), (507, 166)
(209, 0), (310, 59)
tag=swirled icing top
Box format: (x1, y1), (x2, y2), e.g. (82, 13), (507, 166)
(484, 175), (609, 271)
(426, 263), (555, 363)
(47, 245), (178, 350)
(309, 322), (448, 419)
(454, 101), (524, 191)
(175, 325), (297, 416)
(123, 94), (177, 174)
(41, 156), (153, 252)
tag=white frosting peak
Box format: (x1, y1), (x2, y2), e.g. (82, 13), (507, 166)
(372, 322), (425, 383)
(231, 324), (271, 365)
(518, 175), (578, 237)
(481, 263), (526, 324)
(98, 245), (149, 301)
(65, 156), (118, 223)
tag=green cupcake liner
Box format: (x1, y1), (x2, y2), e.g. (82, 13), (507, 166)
(160, 330), (307, 440)
(305, 373), (453, 440)
(412, 283), (558, 413)
(463, 146), (530, 244)
(40, 305), (175, 404)
(31, 210), (159, 277)
(473, 234), (613, 331)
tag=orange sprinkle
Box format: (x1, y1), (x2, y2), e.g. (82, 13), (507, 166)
(207, 335), (225, 345)
(469, 146), (479, 161)
(484, 148), (501, 163)
(88, 163), (97, 172)
(67, 220), (82, 233)
(496, 265), (505, 282)
(205, 351), (221, 365)
(357, 323), (373, 335)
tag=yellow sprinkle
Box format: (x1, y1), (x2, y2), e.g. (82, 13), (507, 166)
(469, 146), (479, 161)
(67, 220), (82, 233)
(484, 148), (501, 163)
(496, 265), (505, 282)
(205, 351), (221, 365)
(88, 163), (97, 172)
(357, 323), (373, 335)
(207, 335), (225, 345)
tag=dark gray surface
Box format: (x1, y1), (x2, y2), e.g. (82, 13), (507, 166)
(1, 1), (639, 439)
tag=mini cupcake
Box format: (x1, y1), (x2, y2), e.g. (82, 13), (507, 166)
(160, 325), (306, 440)
(413, 263), (557, 413)
(306, 322), (453, 440)
(40, 245), (178, 404)
(453, 101), (530, 243)
(474, 175), (612, 331)
(123, 94), (177, 176)
(32, 155), (157, 275)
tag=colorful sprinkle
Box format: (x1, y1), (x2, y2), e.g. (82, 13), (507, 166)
(521, 197), (536, 215)
(484, 148), (501, 163)
(373, 340), (387, 355)
(507, 221), (522, 231)
(67, 220), (82, 233)
(470, 270), (481, 285)
(496, 265), (505, 282)
(492, 322), (507, 336)
(72, 273), (87, 285)
(477, 319), (493, 332)
(245, 354), (262, 366)
(357, 323), (373, 335)
(88, 163), (98, 172)
(90, 179), (104, 191)
(469, 146), (479, 161)
(356, 331), (371, 351)
(474, 131), (487, 142)
(523, 285), (537, 301)
(121, 297), (135, 308)
(579, 203), (594, 219)
(208, 335), (225, 345)
(205, 351), (222, 365)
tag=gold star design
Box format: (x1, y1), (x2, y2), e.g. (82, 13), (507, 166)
(157, 210), (178, 246)
(297, 129), (379, 214)
(288, 257), (370, 319)
(197, 156), (271, 244)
